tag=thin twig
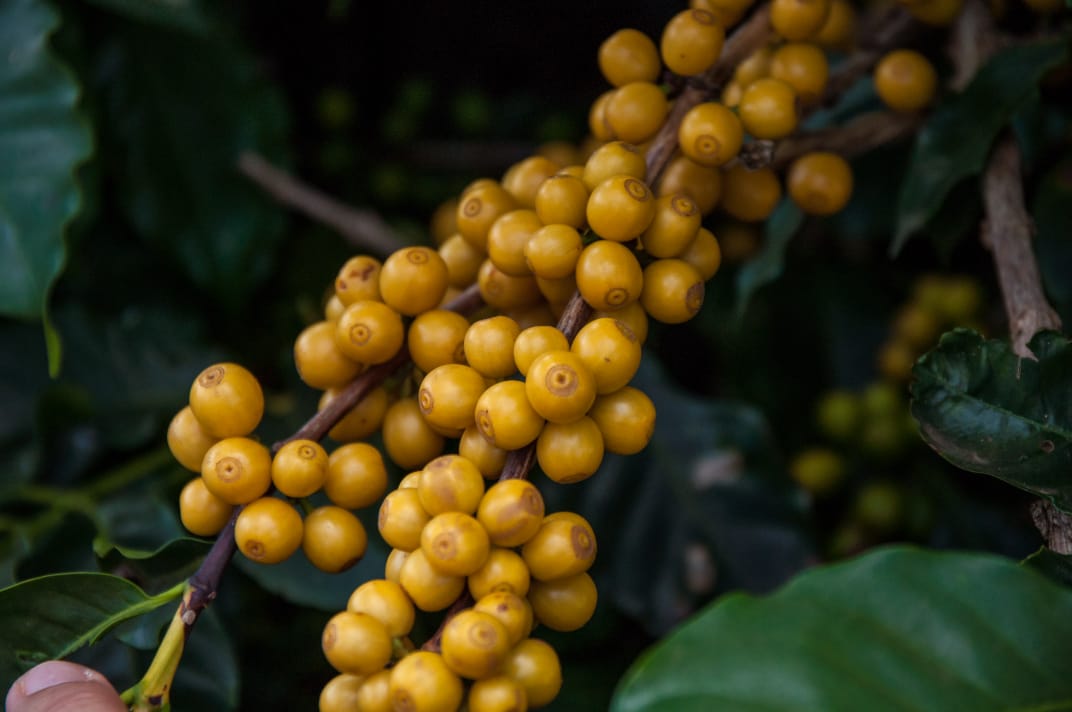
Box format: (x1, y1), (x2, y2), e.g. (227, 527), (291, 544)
(770, 111), (921, 170)
(238, 151), (407, 256)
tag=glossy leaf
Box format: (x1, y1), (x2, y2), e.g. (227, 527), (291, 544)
(892, 39), (1069, 254)
(0, 573), (182, 690)
(735, 199), (804, 317)
(1024, 547), (1072, 589)
(98, 24), (289, 310)
(0, 0), (93, 323)
(1034, 159), (1072, 308)
(612, 546), (1072, 712)
(910, 329), (1072, 511)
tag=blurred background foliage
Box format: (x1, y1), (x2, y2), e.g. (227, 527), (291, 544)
(1, 0), (1070, 709)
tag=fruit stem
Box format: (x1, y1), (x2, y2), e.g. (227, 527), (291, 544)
(124, 588), (189, 711)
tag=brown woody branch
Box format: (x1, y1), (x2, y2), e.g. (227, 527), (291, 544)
(238, 151), (407, 256)
(770, 111), (921, 170)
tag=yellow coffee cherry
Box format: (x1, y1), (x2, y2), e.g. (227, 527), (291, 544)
(525, 350), (597, 424)
(656, 155), (722, 215)
(534, 174), (589, 229)
(458, 182), (517, 252)
(348, 578), (416, 637)
(524, 224), (583, 280)
(408, 309), (469, 374)
(733, 45), (773, 87)
(380, 247), (449, 316)
(501, 638), (562, 708)
(235, 496), (303, 564)
(605, 82), (669, 144)
(398, 471), (423, 489)
(465, 316), (522, 380)
(678, 102), (743, 167)
(167, 406), (218, 472)
(459, 424), (509, 479)
(477, 479), (546, 548)
(587, 386), (657, 456)
(787, 151), (854, 216)
(201, 437), (272, 505)
(334, 300), (405, 366)
(513, 325), (570, 376)
(874, 49), (937, 112)
(382, 397), (445, 471)
(468, 676), (529, 712)
(770, 0), (832, 40)
(586, 175), (656, 242)
(721, 80), (744, 108)
(385, 548), (409, 584)
(319, 673), (363, 712)
(419, 454), (486, 516)
(770, 42), (829, 104)
(378, 487), (432, 552)
(421, 511), (491, 577)
(720, 164), (782, 222)
(640, 193), (701, 258)
(582, 141), (647, 192)
(475, 380), (546, 451)
(319, 386), (389, 443)
(502, 156), (560, 209)
(535, 275), (577, 314)
(439, 233), (484, 289)
(468, 548), (532, 600)
(294, 321), (363, 390)
(902, 0), (963, 24)
(528, 572), (598, 632)
(738, 77), (799, 139)
(178, 477), (232, 537)
(692, 0), (756, 27)
(661, 9), (726, 76)
(521, 514), (597, 581)
(399, 548), (467, 612)
(599, 28), (661, 87)
(324, 442), (387, 509)
(431, 198), (459, 244)
(571, 317), (642, 394)
(389, 651), (463, 712)
(302, 505), (368, 573)
(641, 259), (705, 324)
(322, 610), (392, 675)
(418, 364), (487, 436)
(271, 439), (328, 498)
(536, 417), (605, 484)
(188, 362), (264, 438)
(593, 300), (649, 345)
(488, 209), (543, 277)
(814, 0), (856, 49)
(588, 89), (617, 142)
(334, 255), (382, 306)
(679, 226), (722, 281)
(355, 669), (392, 712)
(477, 259), (543, 312)
(575, 240), (644, 312)
(441, 609), (511, 680)
(474, 591), (535, 647)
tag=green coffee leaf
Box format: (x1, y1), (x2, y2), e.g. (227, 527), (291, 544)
(612, 546), (1072, 711)
(0, 573), (182, 690)
(891, 39), (1069, 254)
(910, 329), (1072, 512)
(0, 0), (93, 345)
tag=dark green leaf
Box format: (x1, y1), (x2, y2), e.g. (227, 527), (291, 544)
(98, 24), (289, 310)
(82, 0), (212, 35)
(1024, 546), (1072, 589)
(910, 329), (1072, 511)
(735, 199), (804, 317)
(612, 546), (1072, 712)
(97, 537), (210, 591)
(0, 0), (93, 327)
(0, 572), (182, 690)
(891, 39), (1069, 254)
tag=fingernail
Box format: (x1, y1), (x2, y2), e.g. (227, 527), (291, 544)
(15, 660), (103, 697)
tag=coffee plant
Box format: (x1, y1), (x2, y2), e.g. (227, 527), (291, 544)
(2, 0), (1072, 710)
